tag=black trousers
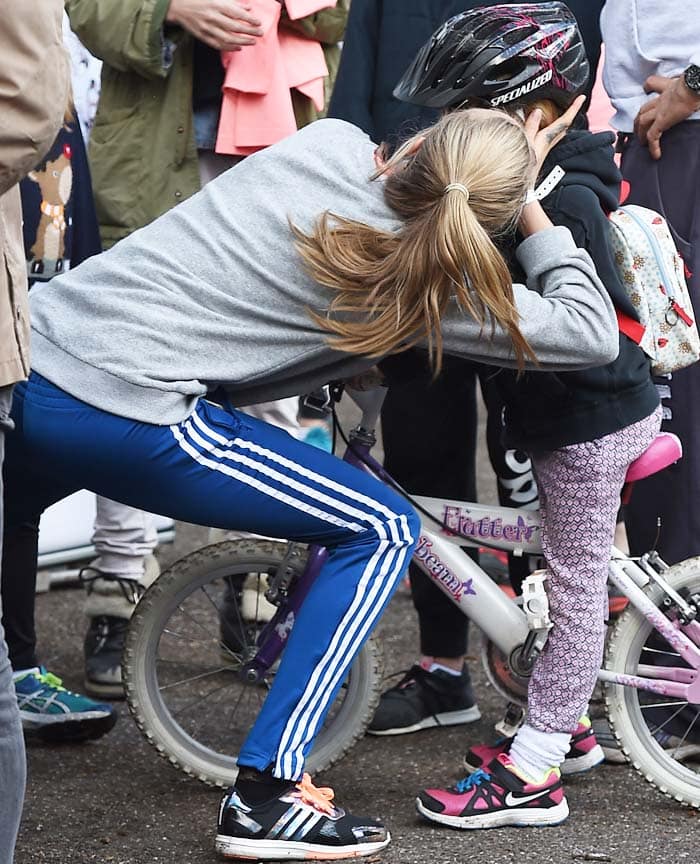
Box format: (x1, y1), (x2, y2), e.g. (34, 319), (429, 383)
(620, 123), (700, 564)
(381, 353), (537, 658)
(0, 519), (39, 670)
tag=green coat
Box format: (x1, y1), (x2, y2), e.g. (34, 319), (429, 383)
(66, 0), (349, 247)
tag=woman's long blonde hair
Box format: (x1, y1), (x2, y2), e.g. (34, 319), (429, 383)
(293, 108), (537, 371)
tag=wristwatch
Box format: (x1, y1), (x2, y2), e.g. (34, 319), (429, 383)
(683, 64), (700, 96)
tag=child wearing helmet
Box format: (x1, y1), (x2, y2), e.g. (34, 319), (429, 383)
(5, 92), (617, 858)
(396, 2), (661, 830)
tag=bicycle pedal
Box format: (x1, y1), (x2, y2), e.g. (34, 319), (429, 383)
(521, 569), (553, 632)
(494, 702), (525, 738)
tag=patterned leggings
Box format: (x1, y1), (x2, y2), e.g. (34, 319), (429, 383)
(527, 407), (662, 733)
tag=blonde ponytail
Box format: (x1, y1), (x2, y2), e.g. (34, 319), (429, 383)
(294, 108), (538, 371)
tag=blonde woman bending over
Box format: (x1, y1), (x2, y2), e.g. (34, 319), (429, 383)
(4, 99), (615, 861)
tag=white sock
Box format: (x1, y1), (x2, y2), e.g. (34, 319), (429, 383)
(427, 661), (462, 677)
(12, 667), (40, 681)
(509, 723), (571, 782)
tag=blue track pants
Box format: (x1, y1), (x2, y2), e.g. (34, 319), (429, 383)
(4, 373), (419, 778)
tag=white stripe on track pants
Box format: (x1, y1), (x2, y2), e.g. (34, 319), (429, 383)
(5, 374), (420, 779)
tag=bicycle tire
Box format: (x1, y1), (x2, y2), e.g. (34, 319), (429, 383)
(123, 539), (384, 788)
(604, 556), (700, 807)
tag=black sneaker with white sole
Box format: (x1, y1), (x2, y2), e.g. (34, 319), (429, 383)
(84, 614), (130, 699)
(82, 567), (153, 699)
(368, 663), (480, 736)
(216, 773), (389, 861)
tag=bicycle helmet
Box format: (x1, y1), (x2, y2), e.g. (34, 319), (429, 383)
(393, 2), (589, 111)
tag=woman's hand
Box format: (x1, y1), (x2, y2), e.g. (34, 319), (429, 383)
(165, 0), (263, 51)
(524, 94), (585, 176)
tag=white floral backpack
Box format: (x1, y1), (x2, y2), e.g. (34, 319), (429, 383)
(607, 205), (700, 375)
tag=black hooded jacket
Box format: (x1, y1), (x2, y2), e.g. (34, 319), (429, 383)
(495, 129), (659, 452)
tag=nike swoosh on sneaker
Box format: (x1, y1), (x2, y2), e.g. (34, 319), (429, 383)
(504, 790), (548, 807)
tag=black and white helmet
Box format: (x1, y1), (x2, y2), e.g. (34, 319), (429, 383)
(393, 2), (589, 111)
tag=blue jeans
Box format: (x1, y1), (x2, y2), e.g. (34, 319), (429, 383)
(0, 384), (26, 864)
(3, 373), (418, 779)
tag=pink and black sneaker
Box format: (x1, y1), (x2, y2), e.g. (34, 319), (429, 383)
(464, 715), (604, 776)
(417, 753), (569, 829)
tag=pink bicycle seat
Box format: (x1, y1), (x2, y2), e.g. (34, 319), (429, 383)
(625, 432), (683, 484)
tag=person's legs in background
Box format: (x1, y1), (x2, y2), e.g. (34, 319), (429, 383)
(0, 385), (26, 864)
(82, 497), (159, 698)
(618, 125), (700, 745)
(2, 383), (117, 743)
(368, 352), (481, 735)
(370, 357), (544, 737)
(620, 124), (700, 563)
(478, 370), (539, 595)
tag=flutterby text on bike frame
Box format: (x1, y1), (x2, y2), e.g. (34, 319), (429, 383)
(442, 506), (537, 544)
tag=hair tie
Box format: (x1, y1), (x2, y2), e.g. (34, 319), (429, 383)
(444, 182), (470, 201)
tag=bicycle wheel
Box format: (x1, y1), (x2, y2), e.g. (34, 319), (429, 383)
(604, 556), (700, 807)
(124, 539), (384, 788)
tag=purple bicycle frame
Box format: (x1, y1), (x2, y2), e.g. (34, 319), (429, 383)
(243, 436), (386, 681)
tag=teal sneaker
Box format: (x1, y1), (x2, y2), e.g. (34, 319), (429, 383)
(14, 666), (118, 742)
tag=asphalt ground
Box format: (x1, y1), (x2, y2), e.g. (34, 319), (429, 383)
(14, 398), (700, 863)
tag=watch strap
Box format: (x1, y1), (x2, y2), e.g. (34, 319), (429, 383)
(683, 64), (700, 96)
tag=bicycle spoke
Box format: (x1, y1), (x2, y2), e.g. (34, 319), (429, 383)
(159, 665), (235, 692)
(253, 573), (262, 623)
(167, 678), (241, 720)
(640, 700), (690, 710)
(667, 710), (700, 760)
(644, 702), (690, 737)
(199, 581), (226, 616)
(167, 602), (220, 643)
(186, 679), (231, 739)
(160, 626), (245, 663)
(641, 645), (682, 659)
(222, 677), (253, 731)
(224, 575), (258, 653)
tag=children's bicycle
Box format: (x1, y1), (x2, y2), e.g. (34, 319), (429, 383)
(123, 386), (700, 807)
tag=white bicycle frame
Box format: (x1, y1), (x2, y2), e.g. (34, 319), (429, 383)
(348, 386), (700, 702)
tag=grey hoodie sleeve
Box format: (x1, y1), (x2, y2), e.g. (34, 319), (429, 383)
(438, 226), (619, 371)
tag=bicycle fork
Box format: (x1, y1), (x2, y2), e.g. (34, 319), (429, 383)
(599, 554), (700, 702)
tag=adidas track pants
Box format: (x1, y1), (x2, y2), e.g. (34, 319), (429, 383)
(2, 373), (419, 779)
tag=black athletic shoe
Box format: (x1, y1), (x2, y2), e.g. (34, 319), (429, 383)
(215, 773), (390, 860)
(84, 614), (130, 699)
(82, 568), (151, 699)
(368, 664), (480, 736)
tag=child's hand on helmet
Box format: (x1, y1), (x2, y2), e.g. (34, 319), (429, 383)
(524, 95), (585, 175)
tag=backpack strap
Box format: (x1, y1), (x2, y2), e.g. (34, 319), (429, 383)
(616, 309), (645, 345)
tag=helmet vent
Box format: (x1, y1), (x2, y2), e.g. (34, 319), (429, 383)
(501, 24), (538, 47)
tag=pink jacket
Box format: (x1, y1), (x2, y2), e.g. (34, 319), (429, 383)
(216, 0), (336, 155)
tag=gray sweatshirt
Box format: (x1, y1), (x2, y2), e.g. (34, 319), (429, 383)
(30, 119), (618, 425)
(601, 1), (700, 131)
